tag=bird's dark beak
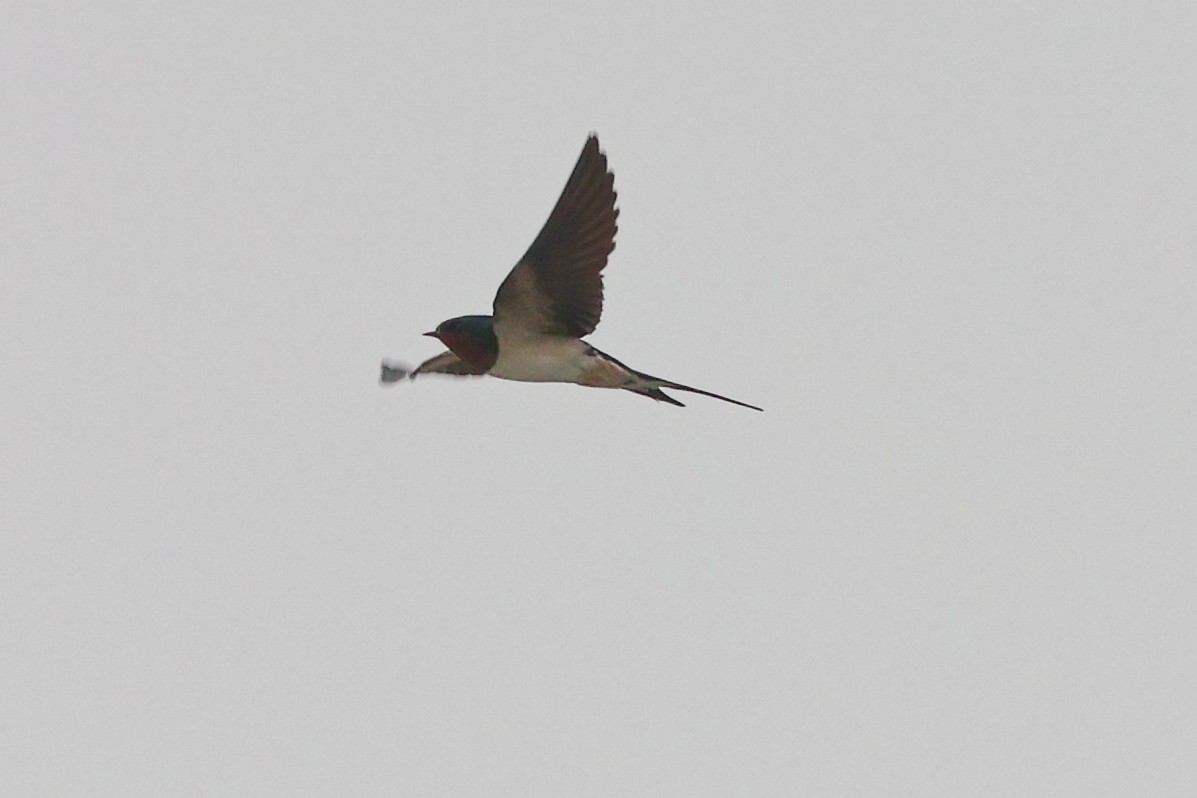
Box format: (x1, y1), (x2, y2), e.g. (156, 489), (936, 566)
(423, 331), (440, 339)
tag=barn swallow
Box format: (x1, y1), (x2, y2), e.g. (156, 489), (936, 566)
(380, 135), (762, 411)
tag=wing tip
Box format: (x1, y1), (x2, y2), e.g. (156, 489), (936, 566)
(380, 360), (412, 384)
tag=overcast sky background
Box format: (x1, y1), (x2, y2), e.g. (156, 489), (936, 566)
(3, 3), (1195, 796)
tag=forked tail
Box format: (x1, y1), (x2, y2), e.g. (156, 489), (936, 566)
(629, 376), (763, 411)
(588, 346), (762, 411)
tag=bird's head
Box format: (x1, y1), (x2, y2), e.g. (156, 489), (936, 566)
(424, 315), (498, 369)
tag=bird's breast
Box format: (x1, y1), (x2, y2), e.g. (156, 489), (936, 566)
(439, 331), (498, 372)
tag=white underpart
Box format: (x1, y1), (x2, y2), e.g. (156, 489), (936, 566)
(490, 334), (620, 385)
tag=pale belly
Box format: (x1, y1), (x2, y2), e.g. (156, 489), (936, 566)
(489, 335), (633, 387)
(489, 335), (592, 383)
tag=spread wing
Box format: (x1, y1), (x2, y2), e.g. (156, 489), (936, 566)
(493, 135), (619, 339)
(379, 351), (489, 383)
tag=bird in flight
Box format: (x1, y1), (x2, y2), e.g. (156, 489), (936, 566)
(380, 135), (762, 411)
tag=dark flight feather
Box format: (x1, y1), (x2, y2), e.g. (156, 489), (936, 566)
(493, 135), (619, 338)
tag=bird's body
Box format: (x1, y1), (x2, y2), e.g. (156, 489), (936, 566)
(492, 333), (591, 384)
(381, 135), (762, 412)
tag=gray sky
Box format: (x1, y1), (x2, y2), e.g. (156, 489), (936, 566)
(3, 3), (1195, 796)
